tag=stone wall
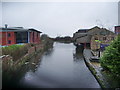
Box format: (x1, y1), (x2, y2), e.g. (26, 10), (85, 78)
(91, 34), (117, 50)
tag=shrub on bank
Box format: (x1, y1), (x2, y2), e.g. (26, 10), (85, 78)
(41, 34), (54, 50)
(2, 44), (28, 61)
(100, 35), (120, 77)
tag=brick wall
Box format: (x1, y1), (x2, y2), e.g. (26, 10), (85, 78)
(30, 32), (40, 44)
(0, 32), (16, 46)
(28, 44), (43, 54)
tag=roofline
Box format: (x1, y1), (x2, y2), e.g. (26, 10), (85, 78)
(29, 28), (42, 33)
(78, 29), (89, 30)
(88, 26), (100, 31)
(115, 25), (120, 27)
(0, 27), (42, 33)
(0, 30), (28, 32)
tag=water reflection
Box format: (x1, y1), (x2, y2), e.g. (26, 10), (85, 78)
(73, 46), (84, 62)
(44, 47), (54, 57)
(3, 43), (101, 88)
(2, 49), (44, 88)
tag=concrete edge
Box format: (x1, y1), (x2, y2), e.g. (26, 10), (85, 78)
(83, 49), (105, 88)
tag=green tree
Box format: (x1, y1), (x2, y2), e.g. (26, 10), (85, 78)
(41, 34), (49, 40)
(40, 34), (53, 50)
(100, 35), (120, 77)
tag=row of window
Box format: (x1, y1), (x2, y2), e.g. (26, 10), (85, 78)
(2, 33), (11, 37)
(7, 33), (39, 38)
(94, 37), (114, 40)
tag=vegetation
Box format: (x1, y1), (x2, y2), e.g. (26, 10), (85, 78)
(2, 34), (54, 62)
(100, 35), (120, 76)
(54, 36), (72, 43)
(41, 34), (54, 50)
(2, 44), (28, 61)
(100, 35), (120, 87)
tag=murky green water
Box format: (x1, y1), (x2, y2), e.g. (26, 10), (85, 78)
(3, 42), (101, 88)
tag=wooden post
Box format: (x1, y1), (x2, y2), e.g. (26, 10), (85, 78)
(98, 50), (100, 57)
(84, 43), (86, 48)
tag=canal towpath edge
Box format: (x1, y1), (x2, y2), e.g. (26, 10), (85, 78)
(83, 49), (110, 88)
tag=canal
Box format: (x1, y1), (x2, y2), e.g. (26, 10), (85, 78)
(3, 42), (101, 88)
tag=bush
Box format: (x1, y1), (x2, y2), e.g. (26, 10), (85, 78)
(2, 44), (28, 61)
(100, 35), (120, 76)
(41, 34), (54, 49)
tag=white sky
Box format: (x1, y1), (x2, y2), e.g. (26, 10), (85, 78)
(1, 0), (119, 37)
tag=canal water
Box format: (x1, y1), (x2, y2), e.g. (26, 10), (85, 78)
(3, 42), (101, 88)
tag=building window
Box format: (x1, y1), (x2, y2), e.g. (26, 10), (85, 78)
(8, 40), (11, 44)
(103, 37), (107, 40)
(8, 33), (11, 37)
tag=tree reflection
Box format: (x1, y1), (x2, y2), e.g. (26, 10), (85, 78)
(44, 47), (54, 57)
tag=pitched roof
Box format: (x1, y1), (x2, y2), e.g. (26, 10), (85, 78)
(78, 29), (89, 31)
(29, 28), (42, 33)
(88, 26), (100, 31)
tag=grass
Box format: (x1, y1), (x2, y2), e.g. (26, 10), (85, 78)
(2, 44), (28, 61)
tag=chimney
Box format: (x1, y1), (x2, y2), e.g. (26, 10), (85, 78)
(5, 24), (8, 28)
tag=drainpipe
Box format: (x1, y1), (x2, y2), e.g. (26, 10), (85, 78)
(28, 31), (30, 43)
(5, 24), (8, 46)
(84, 43), (86, 49)
(6, 31), (8, 46)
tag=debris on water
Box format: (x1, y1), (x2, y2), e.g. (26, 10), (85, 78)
(25, 62), (29, 65)
(32, 62), (35, 65)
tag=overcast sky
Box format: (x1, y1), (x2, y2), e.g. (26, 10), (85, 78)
(1, 2), (118, 37)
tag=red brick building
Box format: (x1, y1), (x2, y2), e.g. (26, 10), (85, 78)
(115, 26), (120, 35)
(0, 27), (42, 46)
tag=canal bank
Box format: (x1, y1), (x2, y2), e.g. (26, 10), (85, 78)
(83, 49), (110, 88)
(2, 39), (54, 88)
(2, 43), (101, 88)
(18, 43), (100, 88)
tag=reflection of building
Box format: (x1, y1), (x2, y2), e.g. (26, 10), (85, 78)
(73, 47), (83, 62)
(115, 26), (120, 35)
(0, 26), (42, 46)
(73, 26), (116, 50)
